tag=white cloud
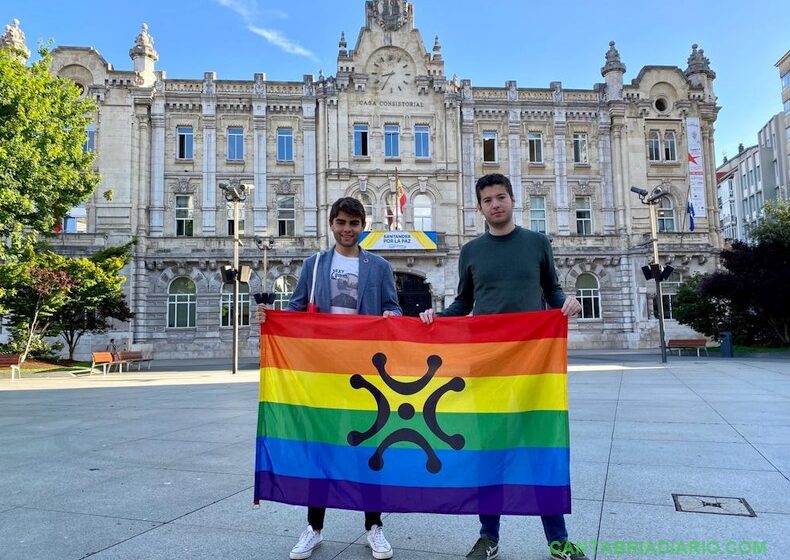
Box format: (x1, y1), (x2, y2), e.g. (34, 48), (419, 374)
(248, 25), (318, 61)
(214, 0), (314, 60)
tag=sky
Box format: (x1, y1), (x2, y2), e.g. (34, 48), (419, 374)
(4, 0), (788, 166)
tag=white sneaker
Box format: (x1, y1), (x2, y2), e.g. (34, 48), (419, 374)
(366, 525), (393, 559)
(290, 525), (323, 559)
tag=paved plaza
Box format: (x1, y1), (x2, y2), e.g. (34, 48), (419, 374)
(1, 352), (789, 560)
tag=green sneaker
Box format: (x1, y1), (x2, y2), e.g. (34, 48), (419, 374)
(466, 536), (499, 560)
(550, 540), (589, 560)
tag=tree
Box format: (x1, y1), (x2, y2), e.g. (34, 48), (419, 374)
(672, 274), (728, 340)
(0, 244), (134, 362)
(52, 245), (134, 360)
(0, 249), (74, 362)
(674, 201), (790, 346)
(0, 46), (99, 262)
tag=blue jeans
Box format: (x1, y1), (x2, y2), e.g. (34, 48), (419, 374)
(479, 514), (568, 545)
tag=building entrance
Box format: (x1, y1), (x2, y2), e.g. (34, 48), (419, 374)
(395, 272), (432, 317)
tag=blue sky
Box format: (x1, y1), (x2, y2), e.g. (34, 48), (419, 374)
(5, 0), (788, 165)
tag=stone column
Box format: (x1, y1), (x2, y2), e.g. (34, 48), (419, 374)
(552, 107), (570, 234)
(201, 72), (217, 234)
(507, 81), (523, 226)
(302, 76), (318, 236)
(610, 121), (626, 234)
(598, 112), (615, 233)
(252, 73), (268, 233)
(460, 80), (476, 231)
(149, 109), (165, 235)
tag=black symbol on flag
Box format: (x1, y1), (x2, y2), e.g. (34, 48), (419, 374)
(347, 353), (465, 473)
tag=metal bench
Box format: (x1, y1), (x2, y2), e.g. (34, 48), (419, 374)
(666, 339), (709, 357)
(117, 351), (152, 371)
(0, 353), (21, 381)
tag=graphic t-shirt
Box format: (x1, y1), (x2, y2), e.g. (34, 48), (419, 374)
(329, 251), (360, 314)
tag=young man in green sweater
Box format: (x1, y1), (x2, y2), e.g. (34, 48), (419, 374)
(419, 173), (587, 560)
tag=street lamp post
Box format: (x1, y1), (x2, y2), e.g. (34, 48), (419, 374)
(253, 235), (276, 305)
(631, 186), (674, 363)
(219, 182), (253, 374)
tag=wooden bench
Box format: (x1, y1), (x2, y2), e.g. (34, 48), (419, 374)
(90, 351), (122, 375)
(0, 353), (21, 381)
(117, 351), (151, 371)
(666, 339), (709, 357)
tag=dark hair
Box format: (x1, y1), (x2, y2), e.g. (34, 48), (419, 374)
(475, 173), (514, 204)
(329, 197), (366, 227)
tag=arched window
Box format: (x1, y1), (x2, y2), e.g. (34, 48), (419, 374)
(664, 131), (677, 161)
(575, 273), (601, 319)
(647, 131), (661, 161)
(355, 192), (374, 231)
(273, 275), (297, 310)
(657, 197), (676, 232)
(220, 283), (250, 327)
(168, 277), (196, 328)
(412, 194), (433, 230)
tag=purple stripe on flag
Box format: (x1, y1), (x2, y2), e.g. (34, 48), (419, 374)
(255, 471), (572, 515)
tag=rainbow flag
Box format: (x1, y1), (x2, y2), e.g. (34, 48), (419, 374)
(255, 309), (571, 515)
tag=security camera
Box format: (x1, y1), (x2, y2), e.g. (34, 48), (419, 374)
(630, 186), (648, 197)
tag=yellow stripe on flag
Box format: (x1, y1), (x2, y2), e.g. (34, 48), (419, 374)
(259, 368), (568, 413)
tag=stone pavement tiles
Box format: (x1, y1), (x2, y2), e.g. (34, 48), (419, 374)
(0, 355), (788, 559)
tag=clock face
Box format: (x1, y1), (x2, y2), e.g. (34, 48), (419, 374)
(368, 49), (414, 94)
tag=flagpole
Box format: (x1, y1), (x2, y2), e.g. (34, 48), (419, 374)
(394, 168), (399, 231)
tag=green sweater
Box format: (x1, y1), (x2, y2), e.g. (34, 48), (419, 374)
(439, 226), (566, 316)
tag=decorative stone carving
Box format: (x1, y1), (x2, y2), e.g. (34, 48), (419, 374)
(129, 23), (158, 62)
(372, 0), (407, 31)
(359, 176), (368, 192)
(507, 80), (518, 102)
(1, 18), (29, 60)
(685, 44), (716, 79)
(575, 180), (592, 195)
(551, 81), (564, 103)
(253, 73), (266, 96)
(418, 176), (428, 193)
(601, 41), (625, 76)
(303, 74), (315, 97)
(527, 180), (549, 195)
(202, 72), (216, 97)
(276, 178), (297, 195)
(461, 79), (473, 101)
(172, 177), (194, 194)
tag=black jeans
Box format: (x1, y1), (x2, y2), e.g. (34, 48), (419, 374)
(307, 507), (382, 531)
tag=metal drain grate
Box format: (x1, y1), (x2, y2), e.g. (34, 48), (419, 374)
(672, 494), (756, 517)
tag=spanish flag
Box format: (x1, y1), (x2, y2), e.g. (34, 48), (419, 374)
(395, 170), (407, 215)
(255, 310), (571, 515)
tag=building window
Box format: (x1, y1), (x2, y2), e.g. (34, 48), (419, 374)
(576, 273), (601, 319)
(664, 131), (677, 161)
(529, 195), (546, 234)
(354, 124), (369, 157)
(220, 283), (250, 327)
(175, 195), (194, 237)
(355, 192), (374, 230)
(277, 128), (294, 161)
(414, 125), (430, 159)
(167, 277), (196, 328)
(654, 271), (682, 320)
(84, 123), (96, 153)
(226, 202), (245, 236)
(657, 197), (676, 232)
(177, 126), (193, 160)
(575, 196), (592, 235)
(647, 131), (661, 161)
(482, 131), (497, 163)
(528, 131), (543, 163)
(573, 133), (588, 164)
(273, 275), (297, 310)
(277, 195), (295, 236)
(62, 205), (87, 233)
(413, 193), (432, 230)
(384, 124), (400, 158)
(227, 127), (244, 160)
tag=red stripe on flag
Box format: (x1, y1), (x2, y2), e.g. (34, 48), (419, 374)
(261, 309), (567, 344)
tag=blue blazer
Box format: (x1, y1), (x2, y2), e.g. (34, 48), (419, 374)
(287, 247), (402, 316)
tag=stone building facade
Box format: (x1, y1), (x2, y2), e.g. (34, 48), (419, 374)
(3, 1), (723, 359)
